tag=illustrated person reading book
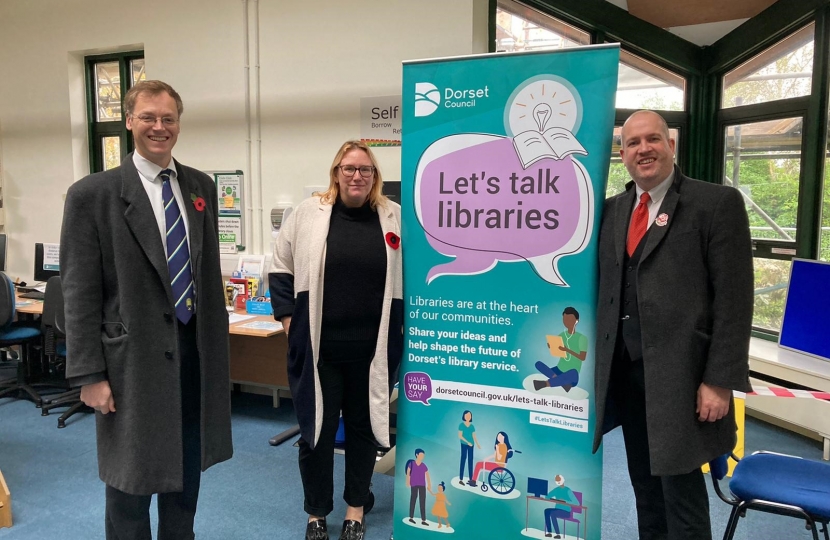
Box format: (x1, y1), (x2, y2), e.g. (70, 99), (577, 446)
(512, 127), (587, 169)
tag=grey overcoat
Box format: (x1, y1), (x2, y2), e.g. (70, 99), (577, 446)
(593, 167), (754, 476)
(61, 153), (233, 495)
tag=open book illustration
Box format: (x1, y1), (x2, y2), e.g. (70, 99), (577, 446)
(512, 127), (587, 169)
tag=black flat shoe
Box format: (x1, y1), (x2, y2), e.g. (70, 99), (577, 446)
(339, 518), (365, 540)
(306, 519), (328, 540)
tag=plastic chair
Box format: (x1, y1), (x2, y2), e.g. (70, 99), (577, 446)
(561, 490), (583, 539)
(38, 276), (89, 427)
(0, 272), (43, 405)
(710, 451), (830, 540)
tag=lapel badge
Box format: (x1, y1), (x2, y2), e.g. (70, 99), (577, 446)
(655, 213), (669, 227)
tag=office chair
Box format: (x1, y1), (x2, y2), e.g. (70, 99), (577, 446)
(38, 277), (89, 427)
(710, 451), (830, 540)
(0, 272), (44, 405)
(561, 490), (583, 539)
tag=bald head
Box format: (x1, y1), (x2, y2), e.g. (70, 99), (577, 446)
(621, 110), (670, 142)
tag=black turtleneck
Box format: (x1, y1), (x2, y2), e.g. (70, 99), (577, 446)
(319, 198), (387, 362)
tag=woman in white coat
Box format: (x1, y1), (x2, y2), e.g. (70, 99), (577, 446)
(269, 140), (403, 540)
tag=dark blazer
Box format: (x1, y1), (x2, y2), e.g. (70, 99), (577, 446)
(60, 153), (233, 495)
(593, 167), (753, 476)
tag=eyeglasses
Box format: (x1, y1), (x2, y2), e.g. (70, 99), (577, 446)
(338, 165), (375, 178)
(131, 114), (179, 126)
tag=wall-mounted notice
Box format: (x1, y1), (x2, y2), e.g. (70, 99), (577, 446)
(360, 95), (402, 147)
(43, 243), (60, 270)
(394, 45), (620, 540)
(207, 170), (245, 254)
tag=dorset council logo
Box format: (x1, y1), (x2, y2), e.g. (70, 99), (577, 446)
(414, 82), (440, 117)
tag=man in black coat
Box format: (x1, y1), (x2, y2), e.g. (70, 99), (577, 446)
(61, 80), (233, 540)
(593, 110), (753, 540)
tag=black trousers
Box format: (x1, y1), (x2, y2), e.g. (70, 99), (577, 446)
(612, 352), (712, 540)
(298, 358), (377, 517)
(105, 317), (202, 540)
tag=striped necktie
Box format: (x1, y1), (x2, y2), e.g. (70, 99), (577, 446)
(160, 169), (194, 324)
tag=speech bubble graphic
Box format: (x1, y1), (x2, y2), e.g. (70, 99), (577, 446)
(403, 371), (433, 405)
(414, 134), (593, 285)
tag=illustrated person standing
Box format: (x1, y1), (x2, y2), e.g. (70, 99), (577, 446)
(269, 140), (402, 540)
(406, 449), (431, 526)
(458, 410), (481, 486)
(593, 110), (753, 540)
(61, 80), (233, 540)
(535, 306), (588, 392)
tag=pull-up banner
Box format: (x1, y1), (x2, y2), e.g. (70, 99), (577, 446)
(394, 45), (619, 540)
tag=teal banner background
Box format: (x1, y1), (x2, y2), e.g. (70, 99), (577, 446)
(395, 46), (620, 540)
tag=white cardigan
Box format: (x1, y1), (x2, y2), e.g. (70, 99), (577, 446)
(270, 196), (403, 447)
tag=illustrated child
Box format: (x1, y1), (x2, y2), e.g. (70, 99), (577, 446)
(458, 410), (481, 486)
(430, 481), (451, 529)
(535, 306), (588, 392)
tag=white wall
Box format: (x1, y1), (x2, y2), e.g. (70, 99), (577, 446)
(0, 0), (488, 279)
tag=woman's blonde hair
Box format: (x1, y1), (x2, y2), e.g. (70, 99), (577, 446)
(317, 140), (388, 209)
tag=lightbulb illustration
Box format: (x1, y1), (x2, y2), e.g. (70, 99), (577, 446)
(533, 103), (552, 132)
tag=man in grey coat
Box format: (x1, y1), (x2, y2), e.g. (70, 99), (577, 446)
(593, 110), (753, 540)
(61, 80), (232, 540)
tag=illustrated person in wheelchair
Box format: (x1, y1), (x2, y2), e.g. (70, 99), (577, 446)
(468, 431), (520, 494)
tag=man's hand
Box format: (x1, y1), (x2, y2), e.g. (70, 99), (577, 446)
(696, 383), (730, 422)
(282, 316), (292, 337)
(81, 380), (116, 414)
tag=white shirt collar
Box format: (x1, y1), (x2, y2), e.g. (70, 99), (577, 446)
(132, 151), (177, 182)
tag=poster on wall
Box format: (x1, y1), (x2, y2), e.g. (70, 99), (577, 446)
(206, 170), (245, 253)
(394, 45), (619, 540)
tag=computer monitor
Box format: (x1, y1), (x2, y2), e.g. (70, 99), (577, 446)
(527, 477), (548, 498)
(0, 234), (6, 272)
(34, 243), (60, 282)
(779, 258), (830, 361)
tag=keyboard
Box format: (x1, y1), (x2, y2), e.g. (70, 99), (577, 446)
(18, 291), (45, 300)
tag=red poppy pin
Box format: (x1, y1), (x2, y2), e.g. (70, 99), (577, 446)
(190, 193), (206, 212)
(385, 232), (400, 250)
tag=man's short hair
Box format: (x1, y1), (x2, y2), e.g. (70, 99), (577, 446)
(563, 306), (580, 320)
(123, 80), (184, 118)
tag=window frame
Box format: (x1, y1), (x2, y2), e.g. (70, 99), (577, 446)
(85, 51), (144, 173)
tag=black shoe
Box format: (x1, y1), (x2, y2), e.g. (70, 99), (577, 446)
(533, 380), (547, 390)
(339, 518), (365, 540)
(408, 518), (415, 524)
(544, 534), (552, 538)
(467, 480), (477, 487)
(421, 520), (429, 526)
(306, 519), (328, 540)
(554, 535), (561, 539)
(458, 480), (466, 486)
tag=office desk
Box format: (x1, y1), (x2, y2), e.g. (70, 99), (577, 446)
(228, 314), (288, 406)
(15, 298), (43, 316)
(525, 495), (588, 539)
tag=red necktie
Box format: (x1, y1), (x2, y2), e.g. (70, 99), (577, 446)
(627, 192), (651, 256)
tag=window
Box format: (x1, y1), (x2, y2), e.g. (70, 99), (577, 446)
(496, 0), (590, 52)
(722, 23), (814, 108)
(86, 52), (145, 172)
(617, 50), (685, 111)
(717, 22), (816, 334)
